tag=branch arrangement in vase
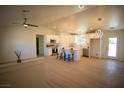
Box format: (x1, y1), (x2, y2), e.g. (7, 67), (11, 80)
(14, 50), (22, 63)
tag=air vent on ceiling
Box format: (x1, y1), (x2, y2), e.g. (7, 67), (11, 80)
(70, 33), (78, 35)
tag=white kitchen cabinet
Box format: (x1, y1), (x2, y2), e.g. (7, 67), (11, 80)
(44, 47), (52, 56)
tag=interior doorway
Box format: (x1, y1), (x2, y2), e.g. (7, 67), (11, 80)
(108, 37), (117, 58)
(36, 35), (44, 56)
(90, 39), (100, 58)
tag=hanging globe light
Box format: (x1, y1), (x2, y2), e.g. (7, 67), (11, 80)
(96, 29), (103, 38)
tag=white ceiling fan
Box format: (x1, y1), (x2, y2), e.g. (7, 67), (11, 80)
(12, 10), (39, 28)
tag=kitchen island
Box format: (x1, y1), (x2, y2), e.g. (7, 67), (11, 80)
(64, 48), (81, 61)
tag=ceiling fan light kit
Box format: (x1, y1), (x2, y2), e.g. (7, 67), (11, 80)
(95, 17), (104, 38)
(23, 24), (28, 27)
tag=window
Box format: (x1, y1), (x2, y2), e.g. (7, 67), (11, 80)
(108, 37), (117, 57)
(75, 35), (86, 45)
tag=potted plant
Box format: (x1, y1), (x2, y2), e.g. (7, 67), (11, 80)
(14, 50), (22, 63)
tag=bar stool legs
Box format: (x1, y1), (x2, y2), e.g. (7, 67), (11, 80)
(72, 54), (74, 61)
(64, 53), (66, 61)
(60, 53), (63, 60)
(68, 54), (71, 61)
(68, 54), (74, 61)
(59, 52), (66, 61)
(58, 53), (74, 62)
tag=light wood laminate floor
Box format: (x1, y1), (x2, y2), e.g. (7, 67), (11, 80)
(0, 56), (124, 88)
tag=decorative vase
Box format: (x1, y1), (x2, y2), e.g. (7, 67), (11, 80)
(17, 59), (21, 63)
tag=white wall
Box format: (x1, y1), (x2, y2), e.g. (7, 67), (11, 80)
(101, 30), (124, 61)
(59, 34), (74, 48)
(0, 25), (55, 63)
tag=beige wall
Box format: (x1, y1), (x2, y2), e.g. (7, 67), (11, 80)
(1, 24), (124, 63)
(101, 30), (124, 61)
(0, 25), (55, 63)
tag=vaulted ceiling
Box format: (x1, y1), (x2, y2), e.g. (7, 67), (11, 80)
(0, 5), (124, 34)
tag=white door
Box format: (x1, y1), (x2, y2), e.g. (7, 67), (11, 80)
(108, 37), (117, 58)
(90, 39), (100, 58)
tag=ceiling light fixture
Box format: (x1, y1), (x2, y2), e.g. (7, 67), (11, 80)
(110, 27), (115, 29)
(95, 18), (103, 38)
(78, 5), (85, 9)
(24, 24), (28, 28)
(98, 18), (102, 21)
(96, 29), (103, 38)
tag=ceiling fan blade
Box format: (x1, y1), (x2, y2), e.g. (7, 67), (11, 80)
(27, 24), (39, 27)
(12, 22), (21, 24)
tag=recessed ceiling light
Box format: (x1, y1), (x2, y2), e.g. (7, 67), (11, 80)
(22, 10), (30, 13)
(78, 5), (85, 9)
(97, 18), (102, 21)
(110, 27), (115, 29)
